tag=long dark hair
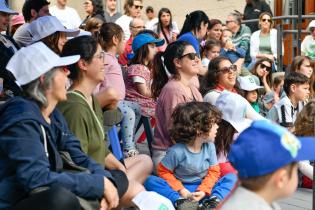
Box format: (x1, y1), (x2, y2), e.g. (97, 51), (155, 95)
(215, 120), (236, 157)
(250, 58), (273, 86)
(157, 8), (173, 44)
(91, 0), (105, 18)
(61, 35), (98, 81)
(178, 10), (209, 37)
(151, 41), (191, 99)
(200, 56), (231, 95)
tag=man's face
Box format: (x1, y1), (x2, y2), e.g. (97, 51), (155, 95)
(146, 11), (154, 20)
(106, 0), (117, 11)
(0, 12), (10, 32)
(57, 0), (67, 7)
(32, 4), (50, 20)
(130, 19), (145, 37)
(129, 0), (143, 18)
(226, 15), (237, 31)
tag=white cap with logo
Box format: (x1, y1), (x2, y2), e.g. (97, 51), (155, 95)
(6, 42), (80, 85)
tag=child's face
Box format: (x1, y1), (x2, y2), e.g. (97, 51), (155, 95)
(147, 43), (157, 62)
(278, 164), (299, 198)
(246, 90), (258, 103)
(206, 46), (220, 60)
(116, 34), (125, 54)
(273, 80), (284, 95)
(221, 30), (232, 43)
(292, 83), (310, 101)
(206, 123), (219, 142)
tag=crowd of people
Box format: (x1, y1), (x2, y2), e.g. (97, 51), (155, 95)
(1, 0), (315, 210)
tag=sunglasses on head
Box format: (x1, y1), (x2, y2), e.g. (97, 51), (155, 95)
(217, 64), (237, 74)
(261, 18), (272, 23)
(133, 5), (143, 9)
(179, 52), (200, 60)
(259, 63), (272, 71)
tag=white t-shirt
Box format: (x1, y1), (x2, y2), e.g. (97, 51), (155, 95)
(115, 15), (133, 41)
(13, 23), (32, 47)
(145, 18), (158, 30)
(50, 6), (81, 29)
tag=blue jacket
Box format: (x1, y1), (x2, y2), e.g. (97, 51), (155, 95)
(0, 97), (112, 209)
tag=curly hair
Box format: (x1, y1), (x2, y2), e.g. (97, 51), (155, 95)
(169, 102), (221, 145)
(294, 100), (315, 136)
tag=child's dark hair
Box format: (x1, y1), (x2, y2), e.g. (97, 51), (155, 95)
(151, 41), (191, 99)
(240, 162), (297, 191)
(99, 22), (123, 51)
(61, 35), (98, 81)
(283, 72), (309, 96)
(215, 120), (236, 157)
(169, 102), (221, 145)
(178, 10), (209, 38)
(200, 56), (231, 95)
(201, 39), (221, 59)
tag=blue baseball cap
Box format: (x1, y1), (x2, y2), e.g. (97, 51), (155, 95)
(132, 33), (165, 52)
(228, 120), (315, 178)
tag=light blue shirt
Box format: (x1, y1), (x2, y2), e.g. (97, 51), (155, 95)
(161, 142), (217, 183)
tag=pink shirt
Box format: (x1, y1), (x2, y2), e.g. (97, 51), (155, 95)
(152, 79), (203, 150)
(98, 52), (125, 100)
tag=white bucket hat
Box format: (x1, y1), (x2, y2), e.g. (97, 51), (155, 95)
(237, 75), (264, 91)
(215, 90), (252, 132)
(0, 0), (18, 14)
(6, 42), (80, 85)
(307, 20), (315, 32)
(29, 16), (80, 42)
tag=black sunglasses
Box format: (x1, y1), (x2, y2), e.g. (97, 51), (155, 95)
(261, 18), (272, 23)
(133, 5), (143, 9)
(179, 52), (200, 60)
(259, 63), (272, 72)
(217, 65), (237, 74)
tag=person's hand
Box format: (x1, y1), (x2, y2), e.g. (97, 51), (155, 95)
(171, 32), (177, 41)
(190, 191), (206, 201)
(179, 188), (191, 199)
(103, 177), (119, 209)
(100, 197), (108, 210)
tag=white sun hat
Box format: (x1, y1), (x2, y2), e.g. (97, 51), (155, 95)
(6, 42), (80, 85)
(29, 16), (80, 42)
(0, 0), (18, 14)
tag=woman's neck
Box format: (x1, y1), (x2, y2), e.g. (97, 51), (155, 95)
(107, 46), (117, 56)
(70, 79), (98, 103)
(260, 28), (270, 35)
(41, 98), (57, 124)
(178, 71), (193, 87)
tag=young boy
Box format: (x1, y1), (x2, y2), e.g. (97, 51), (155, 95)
(219, 120), (315, 210)
(267, 72), (309, 129)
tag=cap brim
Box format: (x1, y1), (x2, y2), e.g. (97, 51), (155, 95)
(0, 8), (18, 15)
(152, 38), (165, 47)
(57, 55), (80, 67)
(295, 137), (315, 161)
(230, 118), (252, 133)
(60, 28), (80, 38)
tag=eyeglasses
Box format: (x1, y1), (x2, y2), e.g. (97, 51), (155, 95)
(131, 25), (145, 29)
(179, 52), (200, 60)
(133, 5), (143, 10)
(259, 63), (272, 72)
(217, 65), (237, 74)
(94, 51), (105, 62)
(226, 20), (235, 24)
(261, 18), (272, 23)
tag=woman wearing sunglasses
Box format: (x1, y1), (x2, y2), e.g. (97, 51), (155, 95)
(81, 0), (106, 29)
(249, 12), (283, 71)
(250, 58), (273, 93)
(150, 41), (203, 169)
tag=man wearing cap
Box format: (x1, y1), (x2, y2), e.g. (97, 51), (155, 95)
(13, 0), (50, 47)
(219, 120), (315, 210)
(50, 0), (81, 29)
(0, 0), (22, 98)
